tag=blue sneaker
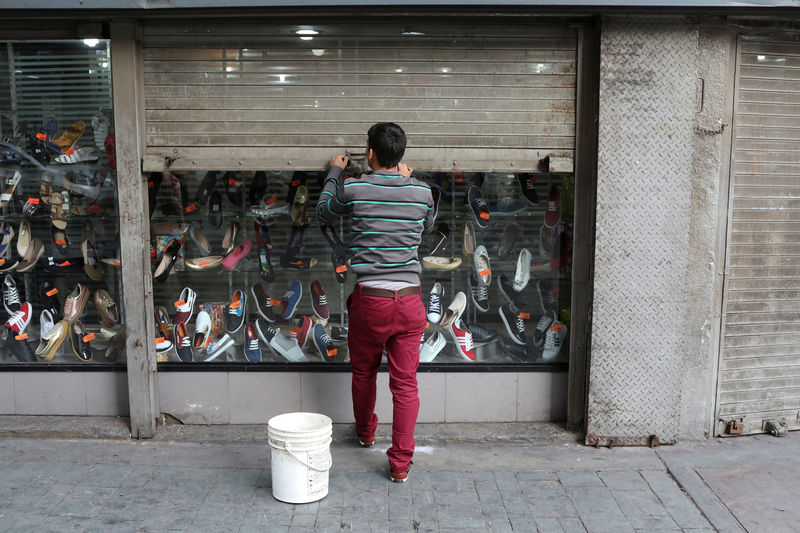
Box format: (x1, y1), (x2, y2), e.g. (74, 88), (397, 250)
(244, 323), (262, 362)
(312, 323), (337, 361)
(488, 198), (526, 215)
(466, 185), (490, 228)
(280, 280), (302, 319)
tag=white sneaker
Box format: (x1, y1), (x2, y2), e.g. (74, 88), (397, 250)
(40, 310), (55, 339)
(473, 245), (491, 287)
(439, 291), (466, 328)
(193, 311), (212, 350)
(427, 282), (444, 324)
(513, 248), (531, 291)
(542, 321), (567, 361)
(258, 323), (308, 362)
(419, 331), (446, 363)
(448, 319), (475, 361)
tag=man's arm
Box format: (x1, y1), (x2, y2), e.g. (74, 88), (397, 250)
(316, 155), (352, 224)
(400, 163), (436, 235)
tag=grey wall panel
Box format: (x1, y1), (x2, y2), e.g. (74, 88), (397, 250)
(587, 17), (697, 446)
(141, 20), (577, 172)
(717, 32), (800, 436)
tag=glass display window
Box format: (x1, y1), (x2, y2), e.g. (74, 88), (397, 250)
(0, 39), (124, 364)
(148, 165), (573, 366)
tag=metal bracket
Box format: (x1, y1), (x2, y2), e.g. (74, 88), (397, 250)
(725, 418), (744, 435)
(765, 419), (788, 438)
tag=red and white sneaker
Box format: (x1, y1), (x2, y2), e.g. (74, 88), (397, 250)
(544, 185), (560, 228)
(448, 319), (475, 361)
(291, 315), (313, 349)
(6, 302), (31, 334)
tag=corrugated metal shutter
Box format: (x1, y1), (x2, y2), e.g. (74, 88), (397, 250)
(140, 20), (576, 172)
(718, 33), (800, 436)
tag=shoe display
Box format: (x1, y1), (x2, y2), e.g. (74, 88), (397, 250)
(0, 170), (22, 208)
(312, 323), (337, 361)
(498, 273), (526, 309)
(148, 172), (162, 217)
(488, 198), (526, 215)
(464, 323), (497, 345)
(153, 240), (181, 283)
(473, 245), (491, 287)
(280, 280), (303, 320)
(155, 335), (173, 355)
(250, 197), (289, 217)
(5, 302), (31, 334)
(427, 223), (449, 256)
(69, 320), (93, 361)
(174, 287), (196, 324)
(81, 235), (103, 281)
(16, 220), (31, 257)
(469, 273), (489, 313)
(93, 289), (120, 328)
(448, 320), (475, 361)
(427, 282), (444, 324)
(39, 309), (55, 338)
(208, 190), (223, 229)
(310, 280), (330, 323)
(226, 289), (246, 334)
(3, 274), (21, 315)
(187, 223), (211, 255)
(500, 336), (530, 362)
(193, 311), (213, 350)
(499, 301), (527, 345)
(251, 283), (276, 322)
(173, 322), (193, 362)
(16, 238), (44, 273)
(35, 320), (68, 362)
(532, 311), (556, 348)
(7, 328), (35, 362)
(221, 221), (241, 254)
(186, 256), (224, 270)
(542, 320), (567, 361)
(205, 333), (235, 361)
(537, 279), (560, 314)
(194, 171), (217, 205)
(439, 291), (466, 328)
(248, 171), (267, 206)
(513, 248), (532, 292)
(63, 284), (89, 324)
(257, 245), (275, 282)
(291, 185), (309, 226)
(0, 222), (14, 257)
(467, 184), (490, 229)
(225, 171), (244, 207)
(104, 330), (127, 361)
(498, 223), (521, 259)
(517, 173), (540, 205)
(244, 323), (262, 362)
(544, 185), (560, 228)
(258, 324), (308, 362)
(420, 331), (446, 363)
(320, 224), (349, 283)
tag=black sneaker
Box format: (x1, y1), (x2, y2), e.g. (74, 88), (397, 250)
(468, 273), (489, 313)
(532, 311), (556, 348)
(498, 273), (526, 308)
(320, 224), (349, 283)
(499, 301), (526, 345)
(517, 173), (540, 205)
(225, 289), (247, 334)
(466, 184), (490, 229)
(251, 283), (276, 323)
(248, 171), (267, 206)
(39, 281), (60, 321)
(499, 336), (529, 362)
(224, 171), (244, 207)
(465, 323), (497, 345)
(3, 274), (21, 316)
(3, 326), (35, 362)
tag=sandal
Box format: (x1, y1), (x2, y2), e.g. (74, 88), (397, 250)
(50, 191), (68, 230)
(53, 120), (85, 152)
(39, 172), (54, 205)
(0, 170), (22, 208)
(55, 147), (98, 164)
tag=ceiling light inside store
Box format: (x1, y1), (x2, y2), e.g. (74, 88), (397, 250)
(279, 74), (287, 82)
(82, 39), (100, 48)
(312, 49), (325, 56)
(296, 29), (319, 35)
(441, 67), (451, 73)
(300, 36), (314, 41)
(395, 68), (403, 73)
(757, 55), (766, 61)
(402, 31), (425, 36)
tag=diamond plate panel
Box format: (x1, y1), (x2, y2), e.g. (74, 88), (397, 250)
(588, 17), (697, 445)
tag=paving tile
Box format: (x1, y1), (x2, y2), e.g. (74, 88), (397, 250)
(533, 516), (565, 532)
(523, 480), (578, 518)
(567, 486), (635, 533)
(559, 517), (588, 533)
(557, 471), (605, 488)
(598, 471), (649, 491)
(612, 489), (680, 530)
(640, 471), (711, 530)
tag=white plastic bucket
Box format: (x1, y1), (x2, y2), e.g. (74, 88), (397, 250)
(267, 412), (333, 504)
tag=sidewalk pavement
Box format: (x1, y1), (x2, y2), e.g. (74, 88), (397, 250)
(0, 421), (796, 533)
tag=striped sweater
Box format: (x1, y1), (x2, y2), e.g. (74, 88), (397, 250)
(316, 166), (435, 285)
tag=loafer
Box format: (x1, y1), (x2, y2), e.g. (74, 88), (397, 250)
(16, 238), (44, 272)
(70, 320), (94, 361)
(193, 310), (212, 350)
(174, 287), (196, 324)
(473, 245), (491, 287)
(186, 256), (223, 271)
(208, 190), (223, 229)
(421, 256), (461, 270)
(187, 222), (211, 255)
(82, 238), (104, 281)
(291, 185), (308, 227)
(222, 240), (251, 270)
(173, 322), (193, 362)
(251, 283), (276, 322)
(419, 331), (446, 363)
(155, 306), (173, 345)
(93, 289), (120, 327)
(63, 283), (89, 324)
(224, 171), (244, 207)
(248, 171), (267, 206)
(194, 170), (217, 205)
(462, 221), (476, 259)
(35, 319), (68, 361)
(51, 226), (70, 258)
(221, 221), (241, 254)
(439, 291), (466, 328)
(153, 240), (181, 283)
(244, 323), (262, 362)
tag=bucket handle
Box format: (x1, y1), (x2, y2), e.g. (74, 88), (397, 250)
(271, 441), (332, 473)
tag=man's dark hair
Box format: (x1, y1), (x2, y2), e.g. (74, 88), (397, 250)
(367, 122), (406, 168)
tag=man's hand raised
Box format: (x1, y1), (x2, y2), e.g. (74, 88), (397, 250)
(329, 155), (349, 169)
(398, 162), (413, 177)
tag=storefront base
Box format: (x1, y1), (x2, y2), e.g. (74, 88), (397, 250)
(0, 372), (129, 417)
(158, 372), (568, 425)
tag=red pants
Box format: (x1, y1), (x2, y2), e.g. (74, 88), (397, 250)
(347, 287), (426, 473)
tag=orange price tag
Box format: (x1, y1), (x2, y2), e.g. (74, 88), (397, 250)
(185, 203), (197, 213)
(35, 132), (47, 141)
(293, 260), (302, 266)
(291, 179), (300, 186)
(0, 259), (5, 266)
(528, 177), (537, 185)
(58, 261), (71, 267)
(289, 327), (300, 335)
(15, 333), (28, 341)
(174, 299), (186, 307)
(479, 268), (490, 277)
(66, 148), (75, 156)
(46, 288), (59, 297)
(532, 262), (542, 267)
(335, 265), (347, 273)
(552, 289), (560, 295)
(113, 261), (121, 267)
(27, 197), (39, 205)
(519, 312), (530, 319)
(199, 260), (210, 266)
(550, 324), (563, 332)
(55, 239), (67, 245)
(155, 337), (165, 344)
(147, 181), (154, 189)
(266, 196), (277, 205)
(230, 300), (241, 309)
(426, 321), (430, 329)
(327, 348), (338, 357)
(479, 211), (490, 220)
(269, 298), (281, 306)
(228, 179), (240, 186)
(87, 205), (100, 214)
(82, 333), (96, 342)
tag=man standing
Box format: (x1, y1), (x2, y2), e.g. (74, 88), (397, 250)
(316, 123), (435, 482)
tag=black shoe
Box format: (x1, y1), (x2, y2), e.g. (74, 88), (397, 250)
(225, 289), (246, 334)
(195, 171), (217, 205)
(41, 255), (83, 273)
(153, 240), (181, 283)
(532, 310), (556, 348)
(465, 323), (497, 345)
(39, 281), (61, 321)
(257, 245), (275, 282)
(224, 171), (244, 207)
(69, 320), (93, 361)
(499, 301), (527, 345)
(147, 172), (162, 218)
(208, 190), (223, 229)
(281, 226), (317, 270)
(517, 173), (540, 205)
(320, 224), (349, 283)
(248, 171), (267, 206)
(499, 336), (530, 362)
(498, 273), (526, 308)
(469, 273), (489, 313)
(3, 327), (35, 362)
(286, 171), (308, 204)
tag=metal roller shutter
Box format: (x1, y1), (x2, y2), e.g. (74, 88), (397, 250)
(140, 19), (577, 172)
(718, 32), (800, 436)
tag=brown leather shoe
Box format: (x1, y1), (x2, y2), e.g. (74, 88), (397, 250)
(63, 283), (89, 324)
(155, 306), (173, 343)
(390, 470), (408, 483)
(93, 289), (120, 328)
(358, 434), (375, 448)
